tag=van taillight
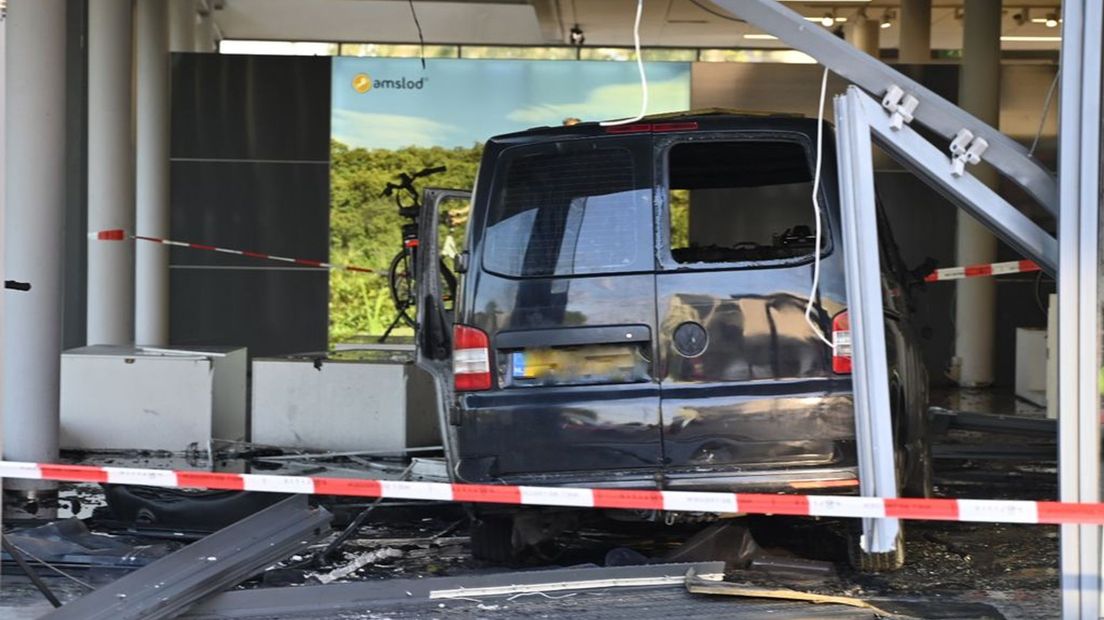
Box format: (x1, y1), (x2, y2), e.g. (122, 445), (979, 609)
(453, 325), (492, 391)
(832, 311), (852, 374)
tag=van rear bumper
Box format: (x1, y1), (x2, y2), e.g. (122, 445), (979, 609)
(483, 465), (860, 495)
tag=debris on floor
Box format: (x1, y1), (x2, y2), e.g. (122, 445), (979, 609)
(315, 546), (404, 584)
(0, 393), (1063, 619)
(4, 518), (178, 570)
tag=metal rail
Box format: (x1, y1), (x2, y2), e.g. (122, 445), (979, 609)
(185, 562), (725, 618)
(43, 495), (332, 620)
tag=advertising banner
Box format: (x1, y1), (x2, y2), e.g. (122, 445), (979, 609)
(330, 57), (690, 340)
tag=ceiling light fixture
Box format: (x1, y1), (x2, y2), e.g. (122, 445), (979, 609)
(569, 24), (585, 46)
(1045, 12), (1060, 28)
(880, 9), (894, 29)
(1001, 35), (1061, 42)
(743, 33), (779, 40)
(820, 12), (835, 27)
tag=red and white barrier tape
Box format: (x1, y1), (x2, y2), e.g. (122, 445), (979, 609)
(0, 460), (1097, 525)
(924, 259), (1041, 283)
(90, 229), (378, 275)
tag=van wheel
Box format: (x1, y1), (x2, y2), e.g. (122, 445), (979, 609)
(470, 515), (519, 565)
(847, 524), (905, 573)
(903, 439), (934, 499)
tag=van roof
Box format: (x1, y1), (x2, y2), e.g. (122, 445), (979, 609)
(489, 109), (821, 144)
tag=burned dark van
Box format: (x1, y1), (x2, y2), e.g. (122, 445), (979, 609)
(415, 111), (930, 570)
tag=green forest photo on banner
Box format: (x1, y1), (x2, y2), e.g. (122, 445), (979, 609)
(329, 56), (691, 342)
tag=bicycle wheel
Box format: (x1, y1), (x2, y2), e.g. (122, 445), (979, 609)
(388, 249), (417, 328)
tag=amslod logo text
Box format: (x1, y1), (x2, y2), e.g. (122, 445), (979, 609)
(352, 72), (426, 93)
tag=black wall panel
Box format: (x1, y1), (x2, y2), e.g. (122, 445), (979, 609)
(170, 54), (331, 356)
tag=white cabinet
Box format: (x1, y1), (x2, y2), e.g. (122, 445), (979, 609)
(61, 346), (247, 452)
(251, 351), (439, 452)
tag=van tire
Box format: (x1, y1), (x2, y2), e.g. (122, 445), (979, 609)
(470, 515), (518, 565)
(847, 525), (906, 573)
(903, 439), (934, 499)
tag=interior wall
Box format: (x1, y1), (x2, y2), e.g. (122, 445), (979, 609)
(63, 0), (89, 351)
(169, 54), (332, 357)
(690, 62), (1059, 388)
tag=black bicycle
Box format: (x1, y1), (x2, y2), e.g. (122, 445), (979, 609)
(379, 166), (457, 341)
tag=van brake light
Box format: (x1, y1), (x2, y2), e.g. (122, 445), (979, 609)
(453, 325), (492, 391)
(603, 121), (699, 134)
(832, 311), (852, 374)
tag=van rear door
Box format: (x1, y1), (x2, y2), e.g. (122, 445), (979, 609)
(454, 135), (664, 481)
(416, 188), (472, 478)
(653, 133), (852, 475)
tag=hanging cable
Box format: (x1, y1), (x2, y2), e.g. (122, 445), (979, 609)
(806, 66), (835, 349)
(408, 0), (426, 70)
(1029, 70), (1060, 158)
(600, 0), (648, 127)
(687, 0), (743, 22)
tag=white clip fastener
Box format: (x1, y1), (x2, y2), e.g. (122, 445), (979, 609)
(881, 84), (919, 130)
(949, 129), (989, 177)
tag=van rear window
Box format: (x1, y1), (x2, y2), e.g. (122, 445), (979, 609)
(484, 145), (652, 277)
(667, 140), (823, 265)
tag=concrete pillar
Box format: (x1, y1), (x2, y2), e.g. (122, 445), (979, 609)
(899, 0), (932, 63)
(952, 0), (1001, 387)
(87, 0), (135, 346)
(847, 14), (881, 57)
(169, 0), (195, 53)
(193, 6), (217, 53)
(0, 0), (7, 468)
(135, 0), (170, 346)
(3, 0), (66, 488)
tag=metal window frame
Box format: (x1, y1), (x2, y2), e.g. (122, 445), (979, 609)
(834, 86), (901, 555)
(1056, 3), (1104, 619)
(707, 0), (1058, 217)
(834, 81), (1062, 552)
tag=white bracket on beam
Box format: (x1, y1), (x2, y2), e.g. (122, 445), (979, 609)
(949, 129), (990, 177)
(881, 85), (919, 130)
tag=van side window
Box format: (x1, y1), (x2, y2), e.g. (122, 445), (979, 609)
(666, 140), (821, 264)
(484, 145), (652, 277)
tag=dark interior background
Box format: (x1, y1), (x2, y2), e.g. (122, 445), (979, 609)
(169, 53), (332, 356)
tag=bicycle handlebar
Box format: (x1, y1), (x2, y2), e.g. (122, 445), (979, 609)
(380, 166), (447, 199)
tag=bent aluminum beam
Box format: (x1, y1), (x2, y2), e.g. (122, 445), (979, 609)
(707, 0), (1059, 217)
(860, 92), (1058, 274)
(43, 494), (332, 620)
(835, 87), (900, 555)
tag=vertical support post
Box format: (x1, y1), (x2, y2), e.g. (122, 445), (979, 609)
(898, 0), (931, 63)
(193, 2), (216, 53)
(0, 0), (8, 533)
(834, 87), (901, 557)
(87, 0), (135, 346)
(135, 0), (170, 346)
(3, 0), (67, 495)
(847, 13), (880, 58)
(952, 0), (1001, 387)
(1057, 3), (1103, 618)
(170, 0), (195, 53)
